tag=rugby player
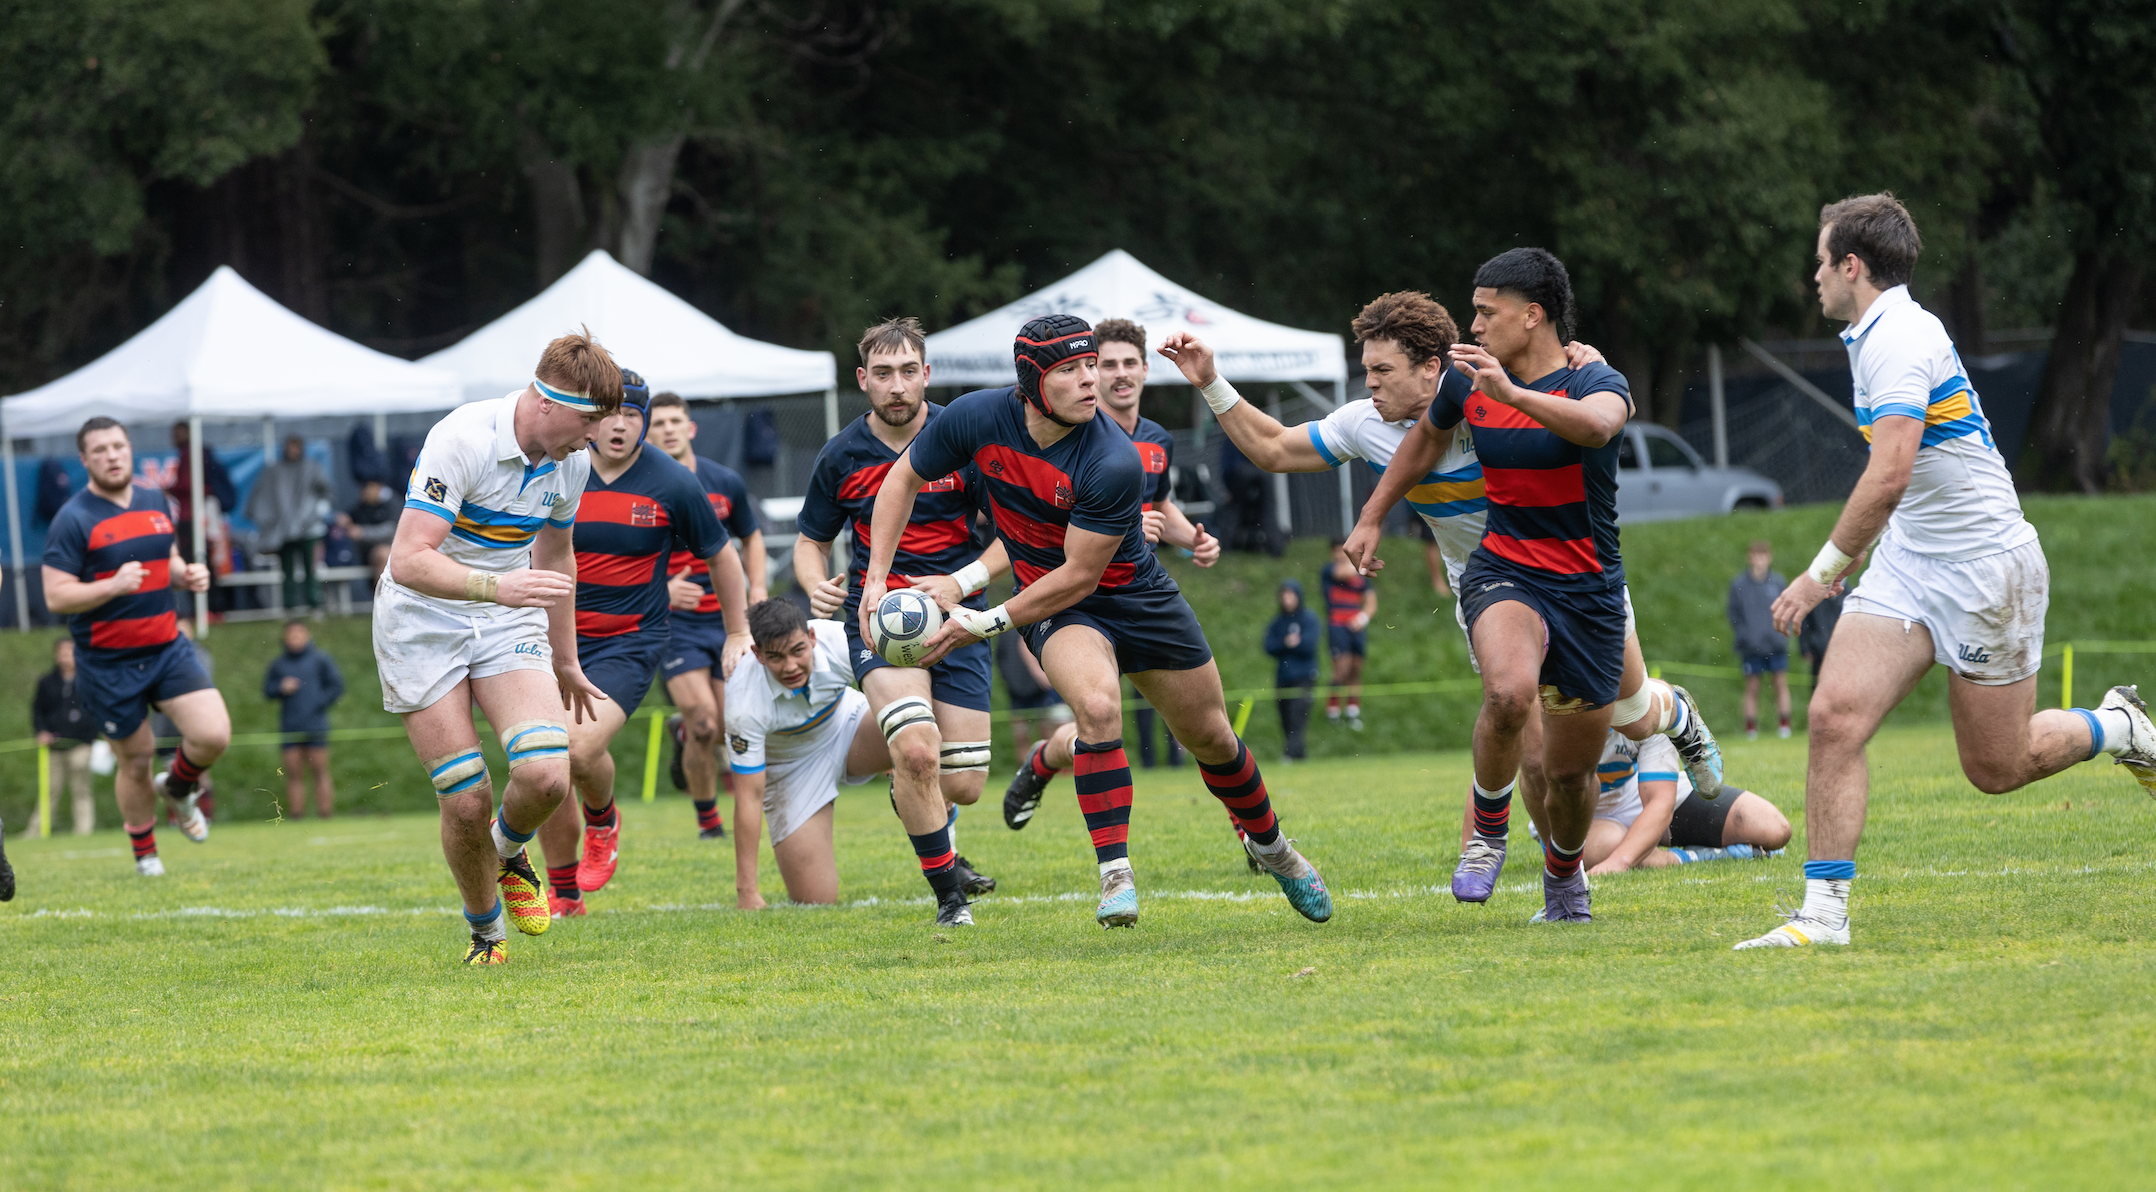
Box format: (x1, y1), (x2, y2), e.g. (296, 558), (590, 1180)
(1738, 194), (2156, 949)
(865, 314), (1333, 928)
(648, 391), (765, 842)
(43, 418), (230, 877)
(724, 601), (897, 908)
(1318, 540), (1375, 728)
(376, 331), (618, 965)
(534, 373), (749, 918)
(797, 317), (1006, 905)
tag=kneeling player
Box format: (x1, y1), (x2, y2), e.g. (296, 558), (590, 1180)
(866, 315), (1332, 929)
(725, 602), (895, 909)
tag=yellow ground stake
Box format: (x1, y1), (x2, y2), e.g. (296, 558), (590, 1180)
(36, 744), (50, 838)
(641, 710), (664, 803)
(1231, 697), (1255, 738)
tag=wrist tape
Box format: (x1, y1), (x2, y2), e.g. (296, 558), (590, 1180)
(465, 571), (500, 602)
(1199, 375), (1242, 415)
(1806, 540), (1854, 587)
(951, 604), (1013, 639)
(952, 560), (991, 597)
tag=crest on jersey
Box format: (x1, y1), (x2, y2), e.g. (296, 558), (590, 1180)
(424, 477), (448, 502)
(987, 458), (1006, 476)
(1472, 403), (1488, 422)
(729, 733), (750, 755)
(710, 494), (732, 518)
(631, 501), (658, 527)
(922, 474), (963, 493)
(1052, 482), (1074, 509)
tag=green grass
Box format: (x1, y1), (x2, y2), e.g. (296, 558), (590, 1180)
(5, 728), (2154, 1188)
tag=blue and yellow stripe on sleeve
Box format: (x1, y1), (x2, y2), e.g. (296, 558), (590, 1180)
(1858, 376), (1995, 450)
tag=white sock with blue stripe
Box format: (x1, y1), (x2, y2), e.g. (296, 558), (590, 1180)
(1799, 860), (1853, 926)
(945, 803), (959, 853)
(2071, 707), (2133, 758)
(465, 899), (507, 943)
(491, 812), (534, 860)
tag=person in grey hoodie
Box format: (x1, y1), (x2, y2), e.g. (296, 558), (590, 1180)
(246, 435), (334, 611)
(1727, 539), (1791, 739)
(264, 619), (345, 818)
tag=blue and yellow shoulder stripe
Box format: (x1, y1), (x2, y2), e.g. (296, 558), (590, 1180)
(1859, 376), (1995, 450)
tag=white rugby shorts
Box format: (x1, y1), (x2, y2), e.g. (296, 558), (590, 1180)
(1844, 536), (2048, 685)
(763, 689), (876, 845)
(373, 577), (554, 714)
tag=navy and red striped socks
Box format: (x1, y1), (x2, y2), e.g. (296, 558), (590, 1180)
(1199, 741), (1281, 848)
(165, 748), (209, 800)
(581, 798), (618, 831)
(1029, 743), (1062, 784)
(127, 822), (156, 861)
(546, 863), (580, 903)
(1543, 839), (1584, 881)
(693, 798), (724, 834)
(1073, 738), (1134, 869)
(908, 826), (963, 899)
(1471, 778), (1514, 844)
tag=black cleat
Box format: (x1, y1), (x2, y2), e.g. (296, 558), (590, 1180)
(0, 817), (13, 901)
(953, 855), (997, 895)
(698, 823), (727, 840)
(1002, 742), (1054, 830)
(935, 889), (974, 926)
(666, 714), (688, 792)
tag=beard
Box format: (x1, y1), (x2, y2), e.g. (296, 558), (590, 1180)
(872, 397), (923, 428)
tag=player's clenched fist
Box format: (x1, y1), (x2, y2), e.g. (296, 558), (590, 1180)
(494, 568), (575, 607)
(107, 560), (145, 595)
(177, 561), (211, 592)
(808, 574), (849, 618)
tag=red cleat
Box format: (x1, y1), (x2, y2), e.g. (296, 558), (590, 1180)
(549, 893), (586, 918)
(577, 822), (620, 893)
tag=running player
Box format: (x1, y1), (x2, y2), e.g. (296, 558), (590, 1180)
(535, 373), (749, 918)
(1319, 541), (1375, 728)
(376, 331), (618, 965)
(42, 418), (230, 877)
(865, 314), (1332, 928)
(1737, 194), (2156, 949)
(649, 391), (765, 841)
(724, 601), (895, 909)
(797, 317), (1006, 910)
(1164, 290), (1721, 907)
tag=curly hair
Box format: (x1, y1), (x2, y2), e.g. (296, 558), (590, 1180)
(1349, 292), (1459, 367)
(1094, 318), (1147, 355)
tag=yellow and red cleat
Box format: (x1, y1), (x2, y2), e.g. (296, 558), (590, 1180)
(464, 934), (508, 965)
(498, 852), (550, 936)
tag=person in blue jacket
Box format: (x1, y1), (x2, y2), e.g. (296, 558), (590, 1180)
(264, 619), (345, 819)
(1264, 579), (1321, 761)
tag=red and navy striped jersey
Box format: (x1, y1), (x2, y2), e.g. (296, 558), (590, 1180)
(907, 387), (1171, 597)
(572, 449), (729, 640)
(666, 455), (759, 624)
(1129, 416), (1175, 511)
(1426, 362), (1633, 592)
(797, 404), (989, 616)
(42, 485), (181, 658)
(1320, 565), (1370, 627)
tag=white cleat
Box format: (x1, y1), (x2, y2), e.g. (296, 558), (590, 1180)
(136, 855), (166, 877)
(154, 772), (210, 843)
(2099, 685), (2156, 796)
(1733, 913), (1849, 950)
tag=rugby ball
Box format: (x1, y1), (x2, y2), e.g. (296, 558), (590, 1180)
(870, 588), (943, 667)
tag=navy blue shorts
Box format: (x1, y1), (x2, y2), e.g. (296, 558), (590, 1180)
(1020, 585), (1214, 676)
(1457, 556), (1625, 708)
(1741, 651), (1789, 676)
(579, 634), (666, 718)
(281, 729), (332, 749)
(844, 618), (993, 712)
(77, 636), (215, 741)
(660, 613), (728, 682)
(1006, 689), (1062, 711)
(1328, 625), (1367, 656)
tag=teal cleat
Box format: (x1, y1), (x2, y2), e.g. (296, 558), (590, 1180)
(1246, 837), (1333, 923)
(1096, 865), (1139, 928)
(1668, 685), (1725, 796)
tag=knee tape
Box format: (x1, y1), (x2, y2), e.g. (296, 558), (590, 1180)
(939, 740), (992, 774)
(1608, 684), (1654, 727)
(877, 697), (937, 746)
(425, 748), (489, 798)
(498, 720), (569, 770)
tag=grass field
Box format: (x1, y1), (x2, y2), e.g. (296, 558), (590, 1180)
(6, 727), (2155, 1189)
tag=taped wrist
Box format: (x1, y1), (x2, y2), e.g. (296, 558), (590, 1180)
(952, 560), (992, 597)
(465, 570), (500, 602)
(425, 748), (489, 798)
(1199, 375), (1242, 415)
(877, 696), (937, 746)
(1807, 540), (1854, 587)
(940, 740), (992, 774)
(951, 604), (1013, 639)
(498, 720), (569, 770)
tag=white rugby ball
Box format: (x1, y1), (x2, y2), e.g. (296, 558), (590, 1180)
(870, 588), (944, 667)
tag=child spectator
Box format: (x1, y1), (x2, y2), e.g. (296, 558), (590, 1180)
(1264, 579), (1321, 761)
(32, 639), (99, 835)
(263, 619), (345, 819)
(1727, 539), (1792, 739)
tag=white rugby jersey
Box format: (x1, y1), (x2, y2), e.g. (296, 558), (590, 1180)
(1594, 731), (1690, 825)
(1308, 392), (1486, 569)
(724, 620), (858, 774)
(400, 394), (590, 607)
(1842, 286), (2034, 560)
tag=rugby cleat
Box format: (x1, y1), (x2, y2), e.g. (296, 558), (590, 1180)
(2100, 685), (2156, 796)
(464, 934), (509, 965)
(1530, 870), (1592, 923)
(498, 852), (550, 936)
(1667, 685), (1725, 796)
(577, 820), (620, 893)
(1246, 837), (1334, 923)
(0, 817), (14, 901)
(699, 823), (727, 840)
(935, 890), (974, 927)
(1097, 865), (1139, 928)
(136, 855), (165, 877)
(1733, 912), (1849, 950)
(1002, 743), (1055, 830)
(666, 714), (689, 791)
(953, 855), (997, 896)
(1450, 837), (1507, 904)
(549, 894), (586, 919)
(153, 772), (210, 842)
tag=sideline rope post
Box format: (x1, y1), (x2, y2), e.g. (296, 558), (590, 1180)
(36, 743), (49, 838)
(641, 709), (663, 803)
(2061, 644), (2073, 711)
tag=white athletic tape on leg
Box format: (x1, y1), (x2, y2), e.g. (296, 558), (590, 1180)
(1608, 685), (1653, 728)
(499, 721), (569, 769)
(425, 749), (489, 798)
(877, 697), (937, 745)
(939, 740), (992, 774)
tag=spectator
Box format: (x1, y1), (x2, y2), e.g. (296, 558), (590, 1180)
(996, 630), (1067, 762)
(264, 619), (345, 819)
(1727, 538), (1792, 739)
(168, 421), (239, 614)
(341, 479), (403, 586)
(247, 435), (334, 612)
(32, 639), (99, 835)
(1264, 579), (1321, 761)
(153, 620), (218, 822)
(1800, 591), (1845, 686)
(34, 457), (72, 526)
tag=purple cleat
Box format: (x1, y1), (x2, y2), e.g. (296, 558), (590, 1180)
(1529, 870), (1592, 923)
(1450, 837), (1507, 904)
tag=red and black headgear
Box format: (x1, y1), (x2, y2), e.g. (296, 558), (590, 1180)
(1014, 314), (1097, 425)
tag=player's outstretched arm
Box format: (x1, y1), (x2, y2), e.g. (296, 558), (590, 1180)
(1342, 417), (1450, 575)
(533, 522), (607, 724)
(1158, 331), (1331, 473)
(1772, 416), (1916, 635)
(729, 769), (767, 910)
(1153, 500), (1220, 567)
(860, 453), (931, 642)
(794, 535), (848, 619)
(709, 542), (752, 678)
(1453, 343), (1629, 448)
(1589, 781), (1678, 876)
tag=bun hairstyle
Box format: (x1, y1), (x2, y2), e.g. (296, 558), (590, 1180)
(1472, 248), (1577, 343)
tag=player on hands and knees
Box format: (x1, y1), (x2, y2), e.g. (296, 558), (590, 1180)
(1736, 195), (2156, 950)
(648, 391), (765, 842)
(1003, 318), (1221, 829)
(867, 314), (1332, 928)
(43, 418), (230, 878)
(797, 318), (1009, 919)
(533, 373), (750, 918)
(725, 601), (898, 910)
(375, 330), (618, 965)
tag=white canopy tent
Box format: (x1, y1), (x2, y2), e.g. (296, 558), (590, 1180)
(925, 249), (1352, 534)
(0, 265), (465, 633)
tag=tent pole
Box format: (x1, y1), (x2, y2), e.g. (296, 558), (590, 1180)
(1336, 377), (1355, 539)
(373, 412), (388, 461)
(1708, 344), (1728, 468)
(189, 415), (207, 639)
(3, 430), (27, 633)
(1267, 389), (1291, 536)
(261, 415), (275, 463)
(823, 388), (839, 440)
